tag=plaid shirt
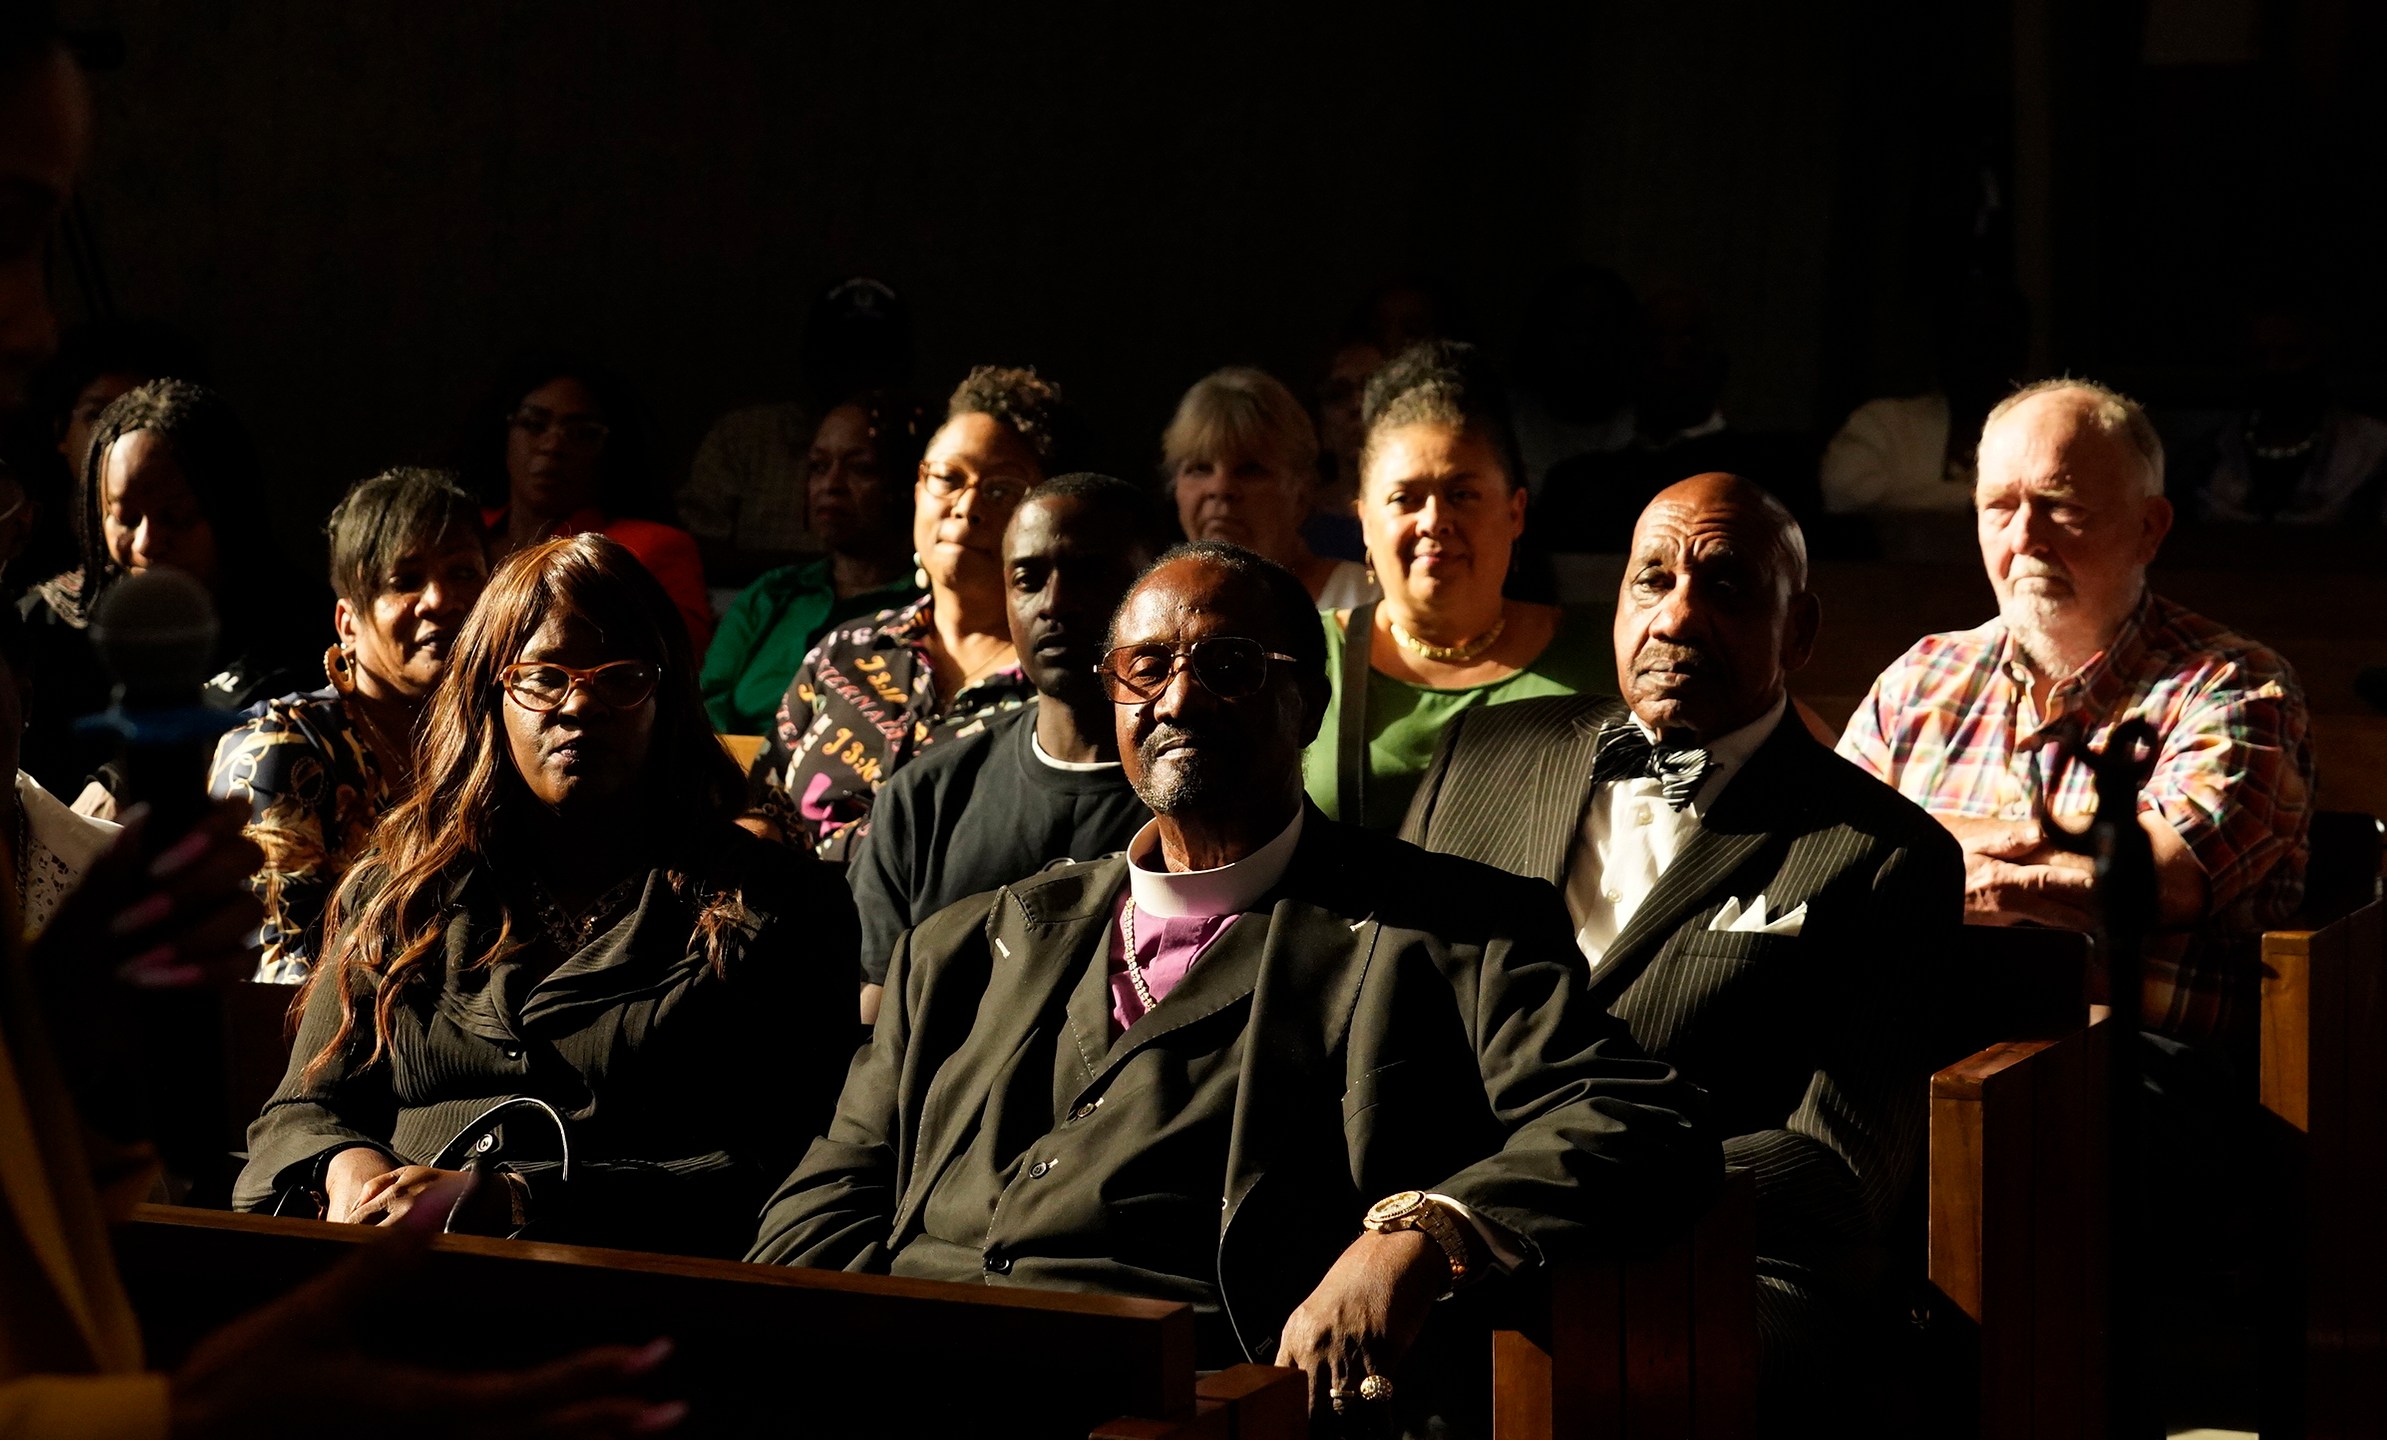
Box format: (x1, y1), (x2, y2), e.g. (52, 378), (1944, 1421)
(1838, 590), (2314, 1043)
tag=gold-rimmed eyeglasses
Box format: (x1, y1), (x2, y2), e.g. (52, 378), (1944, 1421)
(498, 659), (660, 713)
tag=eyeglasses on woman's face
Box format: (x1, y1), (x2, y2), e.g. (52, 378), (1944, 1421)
(509, 405), (611, 450)
(1095, 637), (1298, 704)
(498, 658), (660, 713)
(921, 465), (1030, 513)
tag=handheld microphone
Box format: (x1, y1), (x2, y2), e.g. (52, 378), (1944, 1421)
(79, 568), (256, 1206)
(80, 566), (240, 841)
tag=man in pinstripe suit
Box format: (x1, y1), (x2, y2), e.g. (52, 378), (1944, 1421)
(1403, 473), (1963, 1431)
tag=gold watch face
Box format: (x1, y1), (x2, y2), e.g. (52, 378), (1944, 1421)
(1366, 1189), (1428, 1228)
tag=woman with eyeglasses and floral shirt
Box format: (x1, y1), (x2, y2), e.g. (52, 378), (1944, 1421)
(237, 533), (857, 1257)
(745, 367), (1067, 860)
(460, 353), (714, 649)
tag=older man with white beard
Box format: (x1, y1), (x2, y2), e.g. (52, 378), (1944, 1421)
(1838, 379), (2313, 1053)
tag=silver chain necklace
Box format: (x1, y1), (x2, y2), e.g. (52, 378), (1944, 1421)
(1120, 900), (1159, 1013)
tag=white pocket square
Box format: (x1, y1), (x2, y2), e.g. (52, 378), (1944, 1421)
(1708, 893), (1806, 936)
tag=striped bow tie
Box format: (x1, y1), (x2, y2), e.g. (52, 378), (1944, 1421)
(1591, 721), (1713, 811)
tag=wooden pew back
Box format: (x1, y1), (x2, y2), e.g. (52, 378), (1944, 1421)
(1929, 1013), (2111, 1440)
(1927, 926), (2105, 1440)
(1492, 1169), (1757, 1440)
(2259, 895), (2387, 1437)
(116, 1204), (1298, 1439)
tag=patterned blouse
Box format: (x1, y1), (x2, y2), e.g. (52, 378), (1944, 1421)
(749, 594), (1034, 860)
(208, 685), (401, 983)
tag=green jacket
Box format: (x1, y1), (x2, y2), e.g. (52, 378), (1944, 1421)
(700, 560), (921, 734)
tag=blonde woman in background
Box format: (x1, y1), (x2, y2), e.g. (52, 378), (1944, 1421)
(1163, 366), (1377, 609)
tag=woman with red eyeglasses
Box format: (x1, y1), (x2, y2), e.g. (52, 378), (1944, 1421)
(235, 534), (856, 1258)
(458, 354), (714, 650)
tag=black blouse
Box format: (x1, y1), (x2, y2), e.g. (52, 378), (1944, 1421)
(235, 826), (859, 1258)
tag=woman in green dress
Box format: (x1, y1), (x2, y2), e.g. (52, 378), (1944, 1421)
(1305, 341), (1615, 829)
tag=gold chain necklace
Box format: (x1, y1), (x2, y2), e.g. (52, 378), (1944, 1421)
(1387, 611), (1506, 664)
(526, 873), (645, 955)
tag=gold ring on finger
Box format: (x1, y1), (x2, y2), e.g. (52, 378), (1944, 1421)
(1359, 1374), (1395, 1402)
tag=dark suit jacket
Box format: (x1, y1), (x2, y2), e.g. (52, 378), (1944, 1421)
(1401, 697), (1963, 1308)
(750, 809), (1718, 1361)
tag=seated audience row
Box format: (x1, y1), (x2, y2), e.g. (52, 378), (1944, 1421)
(0, 185), (2321, 1434)
(0, 20), (2340, 1422)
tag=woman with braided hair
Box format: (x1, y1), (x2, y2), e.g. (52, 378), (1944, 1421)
(18, 377), (325, 810)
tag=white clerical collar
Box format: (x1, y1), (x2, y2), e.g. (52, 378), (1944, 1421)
(1030, 729), (1122, 772)
(1125, 806), (1305, 919)
(1628, 694), (1786, 811)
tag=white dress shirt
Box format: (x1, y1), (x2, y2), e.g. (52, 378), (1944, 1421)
(1566, 696), (1786, 963)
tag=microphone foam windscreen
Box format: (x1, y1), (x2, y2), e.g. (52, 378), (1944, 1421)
(88, 567), (222, 705)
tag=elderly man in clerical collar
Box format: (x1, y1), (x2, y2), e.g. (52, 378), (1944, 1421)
(1401, 473), (1964, 1432)
(1838, 379), (2314, 1049)
(752, 540), (1714, 1426)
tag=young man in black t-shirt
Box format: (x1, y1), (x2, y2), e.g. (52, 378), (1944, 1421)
(848, 475), (1168, 1016)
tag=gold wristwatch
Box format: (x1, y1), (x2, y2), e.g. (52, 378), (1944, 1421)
(1362, 1190), (1474, 1297)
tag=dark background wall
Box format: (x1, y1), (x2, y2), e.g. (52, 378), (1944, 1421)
(45, 0), (2387, 565)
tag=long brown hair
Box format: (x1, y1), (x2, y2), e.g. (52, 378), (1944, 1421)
(302, 533), (745, 1079)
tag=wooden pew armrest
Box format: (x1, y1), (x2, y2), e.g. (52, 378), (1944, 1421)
(1491, 1169), (1757, 1440)
(1089, 1365), (1305, 1440)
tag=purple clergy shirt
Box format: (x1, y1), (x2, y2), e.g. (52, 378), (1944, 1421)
(1106, 808), (1305, 1035)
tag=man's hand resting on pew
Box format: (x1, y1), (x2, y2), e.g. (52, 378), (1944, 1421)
(169, 1175), (683, 1439)
(1273, 1229), (1450, 1420)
